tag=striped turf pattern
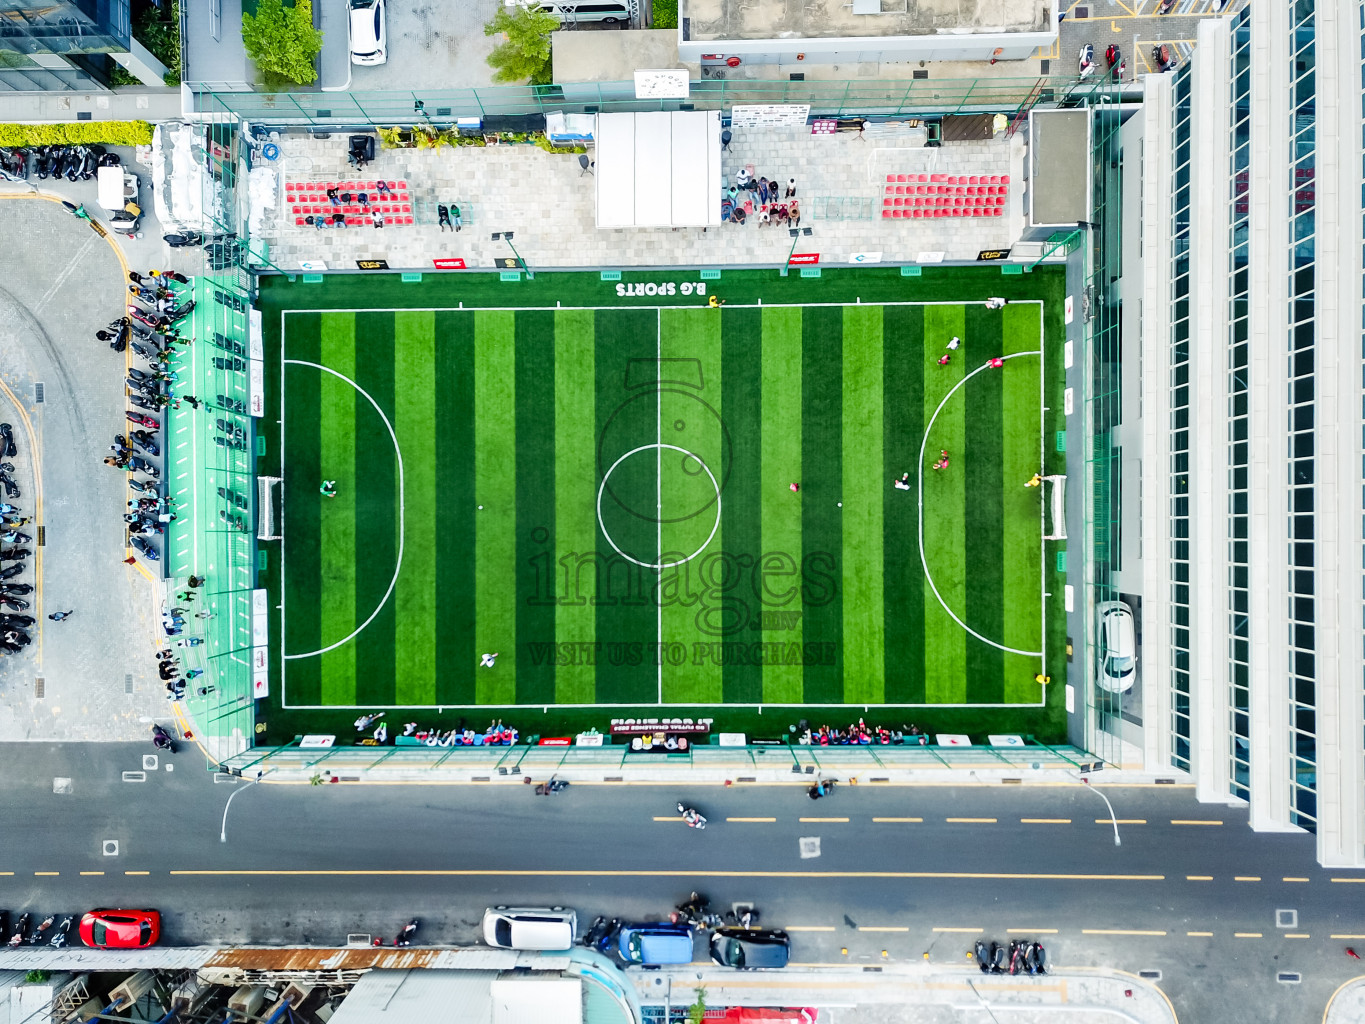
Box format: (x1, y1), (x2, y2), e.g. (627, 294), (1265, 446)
(281, 303), (1043, 708)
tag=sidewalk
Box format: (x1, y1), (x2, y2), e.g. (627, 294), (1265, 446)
(0, 87), (182, 125)
(252, 126), (1027, 273)
(1325, 978), (1365, 1024)
(633, 964), (1179, 1024)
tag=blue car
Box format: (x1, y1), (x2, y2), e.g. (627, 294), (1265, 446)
(616, 923), (695, 965)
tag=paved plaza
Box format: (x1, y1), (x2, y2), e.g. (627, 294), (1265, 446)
(256, 126), (1026, 272)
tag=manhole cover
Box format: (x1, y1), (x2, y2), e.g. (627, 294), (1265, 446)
(1277, 972), (1301, 985)
(52, 777), (72, 795)
(799, 836), (821, 859)
(1138, 970), (1162, 980)
(102, 840), (118, 857)
(142, 755), (159, 770)
(1276, 909), (1298, 929)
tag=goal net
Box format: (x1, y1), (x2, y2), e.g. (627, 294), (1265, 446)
(257, 476), (282, 540)
(1043, 474), (1067, 540)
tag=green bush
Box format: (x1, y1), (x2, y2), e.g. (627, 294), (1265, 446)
(243, 0), (323, 86)
(111, 0), (181, 86)
(652, 0), (678, 28)
(0, 121), (156, 147)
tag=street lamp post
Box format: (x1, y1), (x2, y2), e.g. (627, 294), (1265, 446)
(780, 226), (813, 277)
(220, 769), (267, 843)
(1081, 776), (1122, 846)
(491, 232), (534, 280)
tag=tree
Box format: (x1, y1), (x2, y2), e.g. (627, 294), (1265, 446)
(242, 0), (324, 86)
(483, 4), (560, 86)
(688, 986), (707, 1024)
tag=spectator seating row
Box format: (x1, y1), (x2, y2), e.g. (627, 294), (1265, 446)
(884, 207), (1003, 218)
(886, 173), (1009, 185)
(285, 180), (413, 226)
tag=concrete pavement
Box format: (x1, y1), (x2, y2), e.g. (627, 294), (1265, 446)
(0, 195), (170, 740)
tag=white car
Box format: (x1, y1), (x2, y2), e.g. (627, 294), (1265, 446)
(1096, 600), (1138, 692)
(482, 907), (576, 950)
(349, 0), (387, 66)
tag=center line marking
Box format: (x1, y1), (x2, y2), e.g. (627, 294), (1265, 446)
(79, 871), (104, 876)
(1006, 928), (1058, 934)
(1021, 818), (1071, 824)
(1101, 818), (1147, 825)
(1282, 877), (1310, 883)
(1285, 933), (1310, 939)
(124, 871), (150, 876)
(858, 926), (909, 932)
(873, 817), (923, 823)
(933, 927), (983, 933)
(799, 817), (849, 823)
(785, 926), (836, 932)
(34, 872), (58, 877)
(1330, 934), (1365, 939)
(1186, 875), (1213, 881)
(1083, 929), (1167, 936)
(1234, 876), (1261, 882)
(1171, 819), (1223, 826)
(947, 817), (997, 824)
(1186, 931), (1213, 937)
(726, 817), (777, 823)
(1234, 932), (1262, 938)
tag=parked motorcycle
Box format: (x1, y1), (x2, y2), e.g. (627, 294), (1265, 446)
(0, 564), (25, 582)
(8, 912), (29, 946)
(0, 596), (29, 612)
(1079, 42), (1096, 77)
(126, 411), (160, 430)
(394, 919), (419, 947)
(1, 548), (30, 560)
(0, 423), (16, 458)
(48, 916), (72, 948)
(131, 535), (158, 561)
(677, 802), (707, 829)
(807, 778), (837, 800)
(29, 915), (54, 944)
(130, 430), (160, 457)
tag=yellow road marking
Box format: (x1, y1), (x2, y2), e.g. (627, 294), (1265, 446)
(1186, 875), (1213, 881)
(167, 868), (1168, 881)
(726, 817), (776, 823)
(1234, 876), (1261, 882)
(947, 817), (997, 824)
(1285, 933), (1310, 939)
(33, 872), (58, 877)
(1021, 818), (1071, 824)
(79, 871), (104, 876)
(1101, 819), (1147, 825)
(858, 926), (909, 932)
(653, 816), (688, 822)
(799, 817), (849, 823)
(1330, 879), (1365, 884)
(1186, 931), (1213, 937)
(1330, 934), (1365, 939)
(1083, 929), (1167, 936)
(1171, 819), (1222, 826)
(1282, 877), (1310, 883)
(1006, 928), (1058, 934)
(932, 927), (983, 933)
(873, 817), (923, 823)
(785, 926), (836, 932)
(124, 871), (149, 876)
(1234, 933), (1262, 939)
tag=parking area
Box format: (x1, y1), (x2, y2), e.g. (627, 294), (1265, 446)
(346, 0), (505, 92)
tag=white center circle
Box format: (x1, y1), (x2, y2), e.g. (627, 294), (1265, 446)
(596, 443), (722, 570)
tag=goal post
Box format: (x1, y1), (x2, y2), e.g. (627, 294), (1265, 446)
(257, 476), (282, 540)
(1042, 474), (1067, 541)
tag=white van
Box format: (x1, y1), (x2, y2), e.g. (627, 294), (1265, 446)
(504, 0), (632, 24)
(482, 907), (577, 950)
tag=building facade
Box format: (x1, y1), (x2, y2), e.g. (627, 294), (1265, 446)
(1126, 1), (1365, 866)
(0, 0), (165, 91)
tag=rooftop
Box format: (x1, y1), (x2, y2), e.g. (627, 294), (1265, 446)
(679, 0), (1051, 43)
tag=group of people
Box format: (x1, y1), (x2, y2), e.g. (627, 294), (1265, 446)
(795, 721), (931, 746)
(436, 204), (463, 232)
(352, 712), (520, 746)
(123, 494), (177, 536)
(156, 636), (208, 702)
(722, 168), (800, 227)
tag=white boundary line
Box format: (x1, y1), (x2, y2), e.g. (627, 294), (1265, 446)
(597, 444), (722, 570)
(918, 351), (1045, 659)
(278, 308), (288, 700)
(280, 358), (407, 660)
(1037, 301), (1047, 691)
(273, 299), (1051, 708)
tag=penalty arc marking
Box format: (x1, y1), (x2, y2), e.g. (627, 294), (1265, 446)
(918, 352), (1044, 658)
(281, 359), (406, 660)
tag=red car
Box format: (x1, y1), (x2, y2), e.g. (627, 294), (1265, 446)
(79, 909), (161, 949)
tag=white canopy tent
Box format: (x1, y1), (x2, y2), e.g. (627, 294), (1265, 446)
(595, 111), (722, 229)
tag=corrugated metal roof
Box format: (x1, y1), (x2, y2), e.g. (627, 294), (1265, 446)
(328, 970), (497, 1024)
(491, 975), (582, 1024)
(0, 948), (218, 971)
(205, 947), (447, 971)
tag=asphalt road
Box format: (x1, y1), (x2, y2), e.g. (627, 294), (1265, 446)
(3, 743), (1362, 1020)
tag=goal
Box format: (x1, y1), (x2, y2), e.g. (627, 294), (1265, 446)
(257, 476), (282, 540)
(1042, 474), (1067, 541)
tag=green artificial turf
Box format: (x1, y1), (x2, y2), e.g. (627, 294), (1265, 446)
(254, 266), (1069, 744)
